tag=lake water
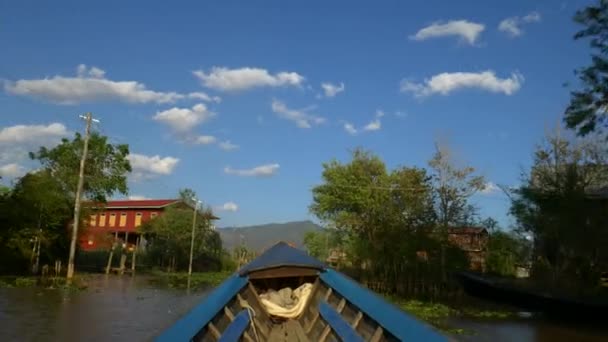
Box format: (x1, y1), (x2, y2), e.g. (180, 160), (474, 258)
(0, 275), (607, 341)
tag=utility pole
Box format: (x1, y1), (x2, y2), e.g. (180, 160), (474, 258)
(188, 198), (201, 277)
(66, 112), (98, 283)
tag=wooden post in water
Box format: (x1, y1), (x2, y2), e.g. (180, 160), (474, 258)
(131, 237), (139, 273)
(105, 231), (118, 274)
(55, 260), (61, 277)
(119, 254), (127, 275)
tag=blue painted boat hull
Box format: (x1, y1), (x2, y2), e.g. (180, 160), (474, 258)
(156, 242), (446, 341)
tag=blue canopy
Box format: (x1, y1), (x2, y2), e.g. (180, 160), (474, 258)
(238, 241), (326, 276)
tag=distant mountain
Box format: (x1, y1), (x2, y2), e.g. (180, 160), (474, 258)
(218, 220), (323, 252)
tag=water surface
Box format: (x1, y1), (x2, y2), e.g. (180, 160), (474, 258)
(1, 275), (607, 341)
(0, 275), (209, 342)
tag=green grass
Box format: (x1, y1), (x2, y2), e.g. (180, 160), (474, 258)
(148, 271), (233, 289)
(384, 295), (513, 335)
(0, 275), (88, 291)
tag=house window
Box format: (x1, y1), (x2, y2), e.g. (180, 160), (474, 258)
(119, 213), (127, 227)
(135, 212), (142, 227)
(150, 212), (158, 219)
(99, 213), (106, 227)
(90, 214), (96, 227)
(109, 213), (116, 227)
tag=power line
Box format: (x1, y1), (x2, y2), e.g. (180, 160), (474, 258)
(310, 183), (431, 192)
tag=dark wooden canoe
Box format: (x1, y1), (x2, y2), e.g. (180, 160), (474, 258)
(155, 242), (446, 342)
(455, 271), (608, 321)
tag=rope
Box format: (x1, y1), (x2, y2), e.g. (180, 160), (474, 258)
(239, 298), (260, 342)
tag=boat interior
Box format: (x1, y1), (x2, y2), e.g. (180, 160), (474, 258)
(155, 242), (445, 342)
(196, 265), (396, 342)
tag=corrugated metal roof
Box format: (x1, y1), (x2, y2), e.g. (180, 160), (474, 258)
(104, 199), (179, 208)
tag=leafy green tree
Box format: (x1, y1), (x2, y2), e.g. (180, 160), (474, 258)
(303, 230), (342, 260)
(310, 149), (442, 289)
(140, 204), (221, 272)
(29, 132), (131, 203)
(0, 170), (72, 274)
(510, 131), (608, 286)
(486, 231), (528, 276)
(564, 0), (608, 137)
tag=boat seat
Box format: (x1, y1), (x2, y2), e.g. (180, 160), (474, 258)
(218, 310), (250, 342)
(318, 301), (365, 342)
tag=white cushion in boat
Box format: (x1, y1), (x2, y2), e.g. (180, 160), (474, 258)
(259, 283), (313, 319)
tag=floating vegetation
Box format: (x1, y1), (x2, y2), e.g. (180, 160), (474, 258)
(0, 276), (88, 291)
(148, 271), (233, 290)
(384, 295), (512, 335)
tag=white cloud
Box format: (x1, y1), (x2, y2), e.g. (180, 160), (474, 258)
(0, 163), (26, 178)
(344, 122), (358, 135)
(481, 182), (501, 195)
(188, 92), (222, 103)
(5, 64), (184, 105)
(192, 135), (217, 145)
(343, 110), (384, 135)
(219, 140), (239, 151)
(498, 18), (521, 37)
(410, 20), (485, 45)
(217, 201), (239, 212)
(0, 123), (69, 144)
(321, 82), (345, 98)
(224, 163), (280, 177)
(128, 153), (179, 179)
(193, 67), (305, 91)
(363, 119), (381, 132)
(153, 103), (216, 132)
(0, 123), (70, 173)
(271, 99), (325, 128)
(400, 71), (523, 97)
(499, 12), (541, 37)
(523, 11), (541, 23)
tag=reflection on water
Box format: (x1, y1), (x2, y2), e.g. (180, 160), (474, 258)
(0, 275), (210, 342)
(1, 275), (608, 342)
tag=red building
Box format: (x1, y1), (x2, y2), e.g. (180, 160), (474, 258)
(447, 227), (489, 272)
(80, 199), (218, 251)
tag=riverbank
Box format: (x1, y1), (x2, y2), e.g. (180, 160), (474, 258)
(0, 275), (88, 290)
(146, 271), (233, 289)
(385, 295), (514, 335)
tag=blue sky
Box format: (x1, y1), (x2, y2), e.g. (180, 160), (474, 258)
(0, 0), (594, 227)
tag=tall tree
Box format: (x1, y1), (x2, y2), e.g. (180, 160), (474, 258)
(510, 131), (608, 286)
(0, 170), (72, 274)
(428, 143), (485, 228)
(564, 0), (608, 137)
(310, 149), (439, 287)
(28, 132), (131, 278)
(428, 142), (485, 280)
(30, 132), (131, 203)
